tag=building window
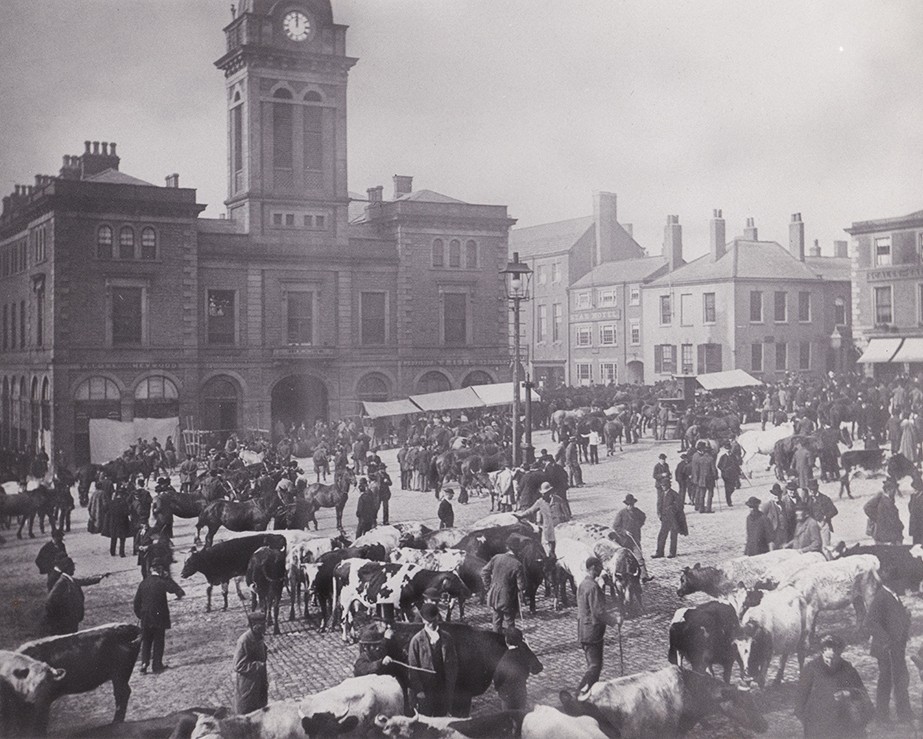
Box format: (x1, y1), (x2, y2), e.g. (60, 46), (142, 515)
(576, 292), (591, 310)
(874, 286), (893, 324)
(654, 344), (675, 374)
(417, 371), (451, 394)
(111, 287), (143, 345)
(749, 291), (763, 323)
(918, 233), (923, 263)
(552, 303), (562, 342)
(697, 343), (722, 373)
(798, 291), (811, 322)
(629, 286), (640, 306)
(442, 292), (467, 345)
(537, 264), (547, 285)
(703, 292), (716, 323)
(118, 227), (135, 260)
(835, 297), (847, 326)
(314, 215), (325, 229)
(551, 261), (561, 283)
(537, 304), (547, 343)
(232, 103), (243, 190)
(659, 295), (672, 325)
(1, 304), (6, 350)
(575, 362), (592, 386)
(775, 342), (787, 371)
(598, 289), (616, 307)
(273, 213), (284, 226)
(774, 291), (787, 322)
(680, 343), (694, 374)
(680, 293), (693, 326)
(9, 303), (15, 351)
(19, 299), (25, 349)
(576, 325), (592, 347)
(600, 362), (617, 384)
(799, 341), (811, 370)
(286, 291), (313, 344)
(207, 290), (236, 344)
(31, 225), (47, 263)
(874, 236), (891, 267)
(448, 240), (461, 268)
(285, 214), (295, 226)
(35, 287), (43, 348)
(600, 324), (617, 346)
(629, 319), (640, 345)
(303, 105), (323, 172)
(751, 342), (763, 372)
(97, 225), (113, 259)
(273, 89), (294, 171)
(140, 227), (157, 260)
(135, 376), (180, 419)
(361, 292), (387, 345)
(465, 240), (478, 269)
(432, 239), (444, 268)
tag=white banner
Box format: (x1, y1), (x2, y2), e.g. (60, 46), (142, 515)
(88, 417), (180, 464)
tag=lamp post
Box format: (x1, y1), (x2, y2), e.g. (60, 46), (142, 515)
(829, 327), (843, 373)
(501, 252), (533, 468)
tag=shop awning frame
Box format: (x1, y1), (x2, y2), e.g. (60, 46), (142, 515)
(856, 337), (904, 364)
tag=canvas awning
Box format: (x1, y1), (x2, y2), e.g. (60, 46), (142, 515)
(695, 369), (763, 391)
(891, 337), (923, 363)
(362, 399), (422, 418)
(470, 382), (543, 407)
(410, 386), (485, 412)
(856, 337), (904, 364)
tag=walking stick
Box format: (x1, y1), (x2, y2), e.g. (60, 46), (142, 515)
(617, 621), (625, 675)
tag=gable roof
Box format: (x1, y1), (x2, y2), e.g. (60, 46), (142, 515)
(647, 239), (830, 286)
(85, 169), (155, 187)
(805, 256), (851, 282)
(509, 216), (595, 259)
(396, 189), (466, 204)
(570, 256), (669, 288)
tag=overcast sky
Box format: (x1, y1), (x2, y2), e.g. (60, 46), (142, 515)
(1, 1), (921, 259)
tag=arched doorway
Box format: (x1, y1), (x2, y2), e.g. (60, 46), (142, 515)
(416, 371), (451, 395)
(461, 370), (494, 387)
(201, 376), (239, 439)
(271, 374), (328, 438)
(74, 376), (122, 465)
(356, 373), (390, 415)
(135, 376), (180, 419)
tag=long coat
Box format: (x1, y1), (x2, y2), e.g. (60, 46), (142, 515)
(795, 656), (873, 738)
(908, 490), (923, 544)
(481, 552), (526, 615)
(133, 573), (184, 630)
(44, 573), (84, 635)
(234, 628), (268, 714)
(864, 493), (904, 544)
(407, 628), (458, 715)
(690, 451), (716, 488)
(864, 587), (910, 657)
(744, 510), (773, 556)
(657, 488), (687, 535)
(107, 493), (132, 538)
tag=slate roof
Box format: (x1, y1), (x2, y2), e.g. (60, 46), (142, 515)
(396, 189), (466, 204)
(570, 256), (669, 288)
(805, 256), (851, 282)
(84, 169), (155, 187)
(509, 216), (595, 259)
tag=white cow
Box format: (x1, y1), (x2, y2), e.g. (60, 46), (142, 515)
(0, 650), (66, 704)
(555, 521), (618, 548)
(190, 698), (303, 739)
(285, 534), (346, 621)
(423, 528), (469, 550)
(554, 538), (597, 608)
(353, 526), (402, 553)
(521, 705), (608, 739)
(737, 423), (795, 468)
(734, 585), (809, 687)
(472, 512), (520, 529)
(389, 547), (466, 571)
(374, 713), (467, 739)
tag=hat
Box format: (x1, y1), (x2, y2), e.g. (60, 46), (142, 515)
(807, 479), (819, 490)
(506, 535), (524, 552)
(157, 477), (169, 485)
(883, 479), (898, 491)
(358, 624), (386, 644)
(658, 453), (667, 460)
(52, 529), (65, 540)
(623, 494), (637, 505)
(585, 556), (603, 571)
(504, 627), (524, 646)
(770, 483), (783, 496)
(819, 634), (845, 652)
(745, 496), (762, 509)
(419, 603), (441, 623)
(539, 482), (553, 495)
(423, 586), (441, 601)
(443, 488), (455, 497)
(247, 612), (266, 627)
(794, 504), (808, 513)
(785, 480), (799, 491)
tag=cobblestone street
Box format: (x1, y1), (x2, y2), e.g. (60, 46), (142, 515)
(3, 426), (923, 738)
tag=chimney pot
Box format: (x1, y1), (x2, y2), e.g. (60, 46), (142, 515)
(110, 142), (117, 156)
(663, 214), (683, 271)
(101, 142), (109, 155)
(92, 141), (100, 154)
(367, 186), (383, 203)
(84, 141), (91, 153)
(789, 212), (805, 261)
(392, 175), (413, 200)
(743, 217), (758, 240)
(165, 173), (180, 188)
(710, 208), (727, 261)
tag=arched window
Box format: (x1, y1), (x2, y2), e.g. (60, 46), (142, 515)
(40, 376), (50, 432)
(75, 376), (120, 401)
(97, 225), (113, 259)
(449, 239), (461, 268)
(135, 375), (179, 419)
(416, 371), (451, 395)
(119, 227), (135, 259)
(357, 373), (390, 403)
(462, 371), (494, 387)
(273, 88), (294, 173)
(304, 90), (322, 102)
(140, 227), (157, 260)
(73, 376), (121, 464)
(465, 240), (478, 269)
(201, 376), (239, 434)
(432, 239), (445, 268)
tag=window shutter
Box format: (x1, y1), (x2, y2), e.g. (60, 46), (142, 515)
(654, 345), (663, 374)
(697, 344), (706, 374)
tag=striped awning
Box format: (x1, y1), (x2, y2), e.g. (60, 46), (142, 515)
(362, 399), (421, 418)
(856, 337), (903, 364)
(410, 387), (484, 412)
(891, 337), (923, 363)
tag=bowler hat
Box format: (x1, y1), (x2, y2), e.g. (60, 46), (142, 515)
(585, 556), (603, 571)
(157, 477), (169, 485)
(785, 480), (799, 491)
(623, 494), (637, 505)
(658, 453), (667, 460)
(419, 603), (441, 623)
(745, 496), (761, 509)
(358, 624), (385, 644)
(770, 483), (783, 496)
(247, 612), (266, 627)
(539, 482), (554, 494)
(506, 535), (524, 552)
(423, 586), (441, 601)
(504, 627), (524, 646)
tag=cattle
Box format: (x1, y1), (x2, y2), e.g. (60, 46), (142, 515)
(733, 585), (809, 687)
(833, 542), (923, 594)
(389, 547), (467, 572)
(285, 533), (350, 622)
(780, 554), (880, 638)
(554, 521), (620, 549)
(247, 546), (287, 635)
(423, 528), (469, 550)
(392, 521), (434, 549)
(593, 540), (642, 617)
(180, 533), (286, 612)
(375, 711), (526, 739)
(188, 698), (302, 739)
(16, 623), (141, 733)
(677, 550), (809, 598)
(353, 525), (402, 553)
(520, 705), (608, 739)
(0, 650), (66, 735)
(0, 485), (57, 539)
(668, 601), (741, 683)
(472, 512), (520, 529)
(300, 545), (388, 632)
(559, 665), (768, 738)
(298, 675), (403, 737)
(69, 707), (228, 739)
(553, 538), (597, 609)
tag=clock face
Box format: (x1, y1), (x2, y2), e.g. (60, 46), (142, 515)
(283, 10), (311, 41)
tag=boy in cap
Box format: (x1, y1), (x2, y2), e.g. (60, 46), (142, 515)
(408, 603), (458, 716)
(653, 453), (671, 494)
(744, 496), (773, 556)
(235, 611), (268, 714)
(576, 556), (622, 694)
(492, 627), (543, 710)
(438, 488), (455, 529)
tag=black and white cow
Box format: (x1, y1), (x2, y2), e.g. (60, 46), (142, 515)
(0, 650), (67, 735)
(834, 542), (923, 594)
(668, 601), (741, 683)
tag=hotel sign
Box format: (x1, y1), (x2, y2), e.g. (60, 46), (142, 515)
(867, 265), (923, 281)
(574, 309), (622, 321)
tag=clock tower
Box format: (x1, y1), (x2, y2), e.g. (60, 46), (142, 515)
(215, 0), (357, 239)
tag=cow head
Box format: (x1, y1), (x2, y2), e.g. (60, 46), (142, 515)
(180, 549), (202, 579)
(437, 572), (472, 602)
(301, 707), (359, 737)
(373, 713), (423, 738)
(332, 532), (351, 550)
(0, 651), (66, 704)
(715, 683), (769, 734)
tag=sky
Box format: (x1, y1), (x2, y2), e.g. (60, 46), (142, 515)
(1, 1), (921, 260)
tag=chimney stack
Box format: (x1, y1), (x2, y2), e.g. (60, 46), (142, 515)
(593, 191), (618, 267)
(165, 173), (180, 188)
(789, 212), (805, 261)
(834, 240), (849, 258)
(710, 209), (726, 261)
(662, 215), (683, 272)
(79, 138), (121, 177)
(809, 238), (821, 258)
(392, 175), (413, 199)
(743, 217), (758, 241)
(367, 186), (383, 203)
(59, 155), (81, 180)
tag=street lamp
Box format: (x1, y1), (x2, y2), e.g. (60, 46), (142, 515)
(500, 252), (533, 467)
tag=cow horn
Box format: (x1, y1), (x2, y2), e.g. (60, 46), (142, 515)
(52, 667), (67, 681)
(373, 714), (389, 728)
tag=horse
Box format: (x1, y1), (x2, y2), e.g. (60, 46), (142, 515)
(550, 409), (587, 442)
(887, 453), (923, 491)
(195, 497), (280, 547)
(304, 467), (356, 529)
(603, 420), (624, 454)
